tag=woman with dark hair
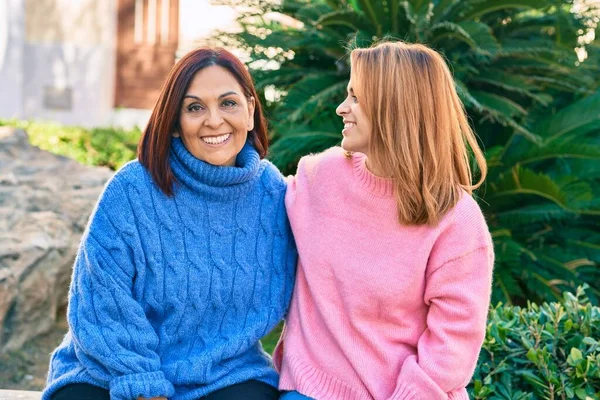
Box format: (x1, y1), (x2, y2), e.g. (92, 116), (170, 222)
(42, 48), (297, 400)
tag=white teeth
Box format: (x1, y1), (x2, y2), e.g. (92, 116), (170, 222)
(344, 123), (356, 129)
(201, 133), (231, 145)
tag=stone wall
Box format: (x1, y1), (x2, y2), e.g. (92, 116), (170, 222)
(0, 127), (112, 353)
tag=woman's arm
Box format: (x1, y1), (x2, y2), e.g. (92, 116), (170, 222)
(68, 177), (174, 400)
(389, 245), (494, 400)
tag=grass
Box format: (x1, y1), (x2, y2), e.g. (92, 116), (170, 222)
(0, 119), (141, 170)
(261, 322), (283, 355)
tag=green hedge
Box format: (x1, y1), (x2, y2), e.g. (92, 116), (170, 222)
(0, 119), (141, 170)
(470, 285), (600, 399)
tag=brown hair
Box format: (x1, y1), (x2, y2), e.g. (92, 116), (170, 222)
(350, 41), (487, 225)
(138, 47), (269, 196)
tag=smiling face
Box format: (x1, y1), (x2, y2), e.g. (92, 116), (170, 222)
(178, 65), (255, 166)
(335, 80), (372, 155)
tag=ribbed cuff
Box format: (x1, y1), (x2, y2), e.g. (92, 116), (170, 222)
(448, 389), (470, 400)
(110, 371), (174, 400)
(388, 382), (419, 400)
(390, 355), (448, 400)
(389, 383), (470, 400)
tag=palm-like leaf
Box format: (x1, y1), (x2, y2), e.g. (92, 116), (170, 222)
(458, 0), (551, 21)
(214, 0), (600, 304)
(536, 91), (600, 144)
(268, 130), (342, 173)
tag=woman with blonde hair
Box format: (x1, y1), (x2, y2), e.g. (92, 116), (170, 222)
(275, 41), (494, 400)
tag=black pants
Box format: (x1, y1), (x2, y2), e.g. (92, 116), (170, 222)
(51, 380), (280, 400)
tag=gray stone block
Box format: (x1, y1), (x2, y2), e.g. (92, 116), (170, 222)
(0, 127), (113, 353)
(0, 390), (42, 400)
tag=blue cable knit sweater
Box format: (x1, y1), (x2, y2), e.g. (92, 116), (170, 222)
(43, 138), (297, 400)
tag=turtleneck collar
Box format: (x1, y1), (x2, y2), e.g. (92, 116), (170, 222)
(169, 137), (261, 200)
(351, 152), (394, 197)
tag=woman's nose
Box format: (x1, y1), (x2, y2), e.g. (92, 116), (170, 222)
(336, 100), (349, 116)
(204, 109), (224, 128)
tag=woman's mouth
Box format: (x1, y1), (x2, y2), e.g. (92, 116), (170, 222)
(201, 133), (232, 146)
(342, 122), (356, 134)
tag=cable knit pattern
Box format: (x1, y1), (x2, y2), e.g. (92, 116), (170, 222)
(276, 148), (494, 400)
(43, 138), (297, 400)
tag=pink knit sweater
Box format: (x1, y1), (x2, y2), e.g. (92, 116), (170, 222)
(274, 148), (494, 400)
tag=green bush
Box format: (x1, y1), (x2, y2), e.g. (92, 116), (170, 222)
(0, 119), (141, 170)
(470, 285), (600, 399)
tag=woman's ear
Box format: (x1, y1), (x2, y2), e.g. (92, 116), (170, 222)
(247, 96), (256, 131)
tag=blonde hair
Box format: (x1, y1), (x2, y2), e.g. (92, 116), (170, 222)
(350, 41), (487, 226)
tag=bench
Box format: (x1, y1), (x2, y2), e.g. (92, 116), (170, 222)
(0, 390), (42, 400)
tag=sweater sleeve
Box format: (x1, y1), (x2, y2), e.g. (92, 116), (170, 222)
(283, 150), (320, 222)
(68, 176), (174, 400)
(389, 245), (494, 400)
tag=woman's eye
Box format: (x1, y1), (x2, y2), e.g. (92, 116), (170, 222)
(222, 100), (237, 108)
(351, 95), (358, 103)
(187, 104), (202, 112)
